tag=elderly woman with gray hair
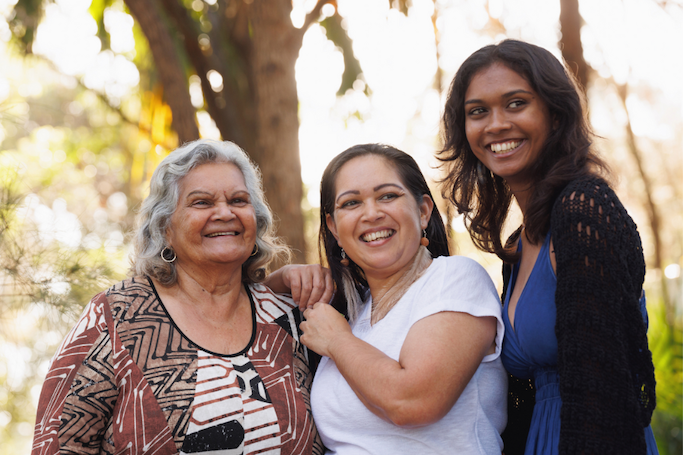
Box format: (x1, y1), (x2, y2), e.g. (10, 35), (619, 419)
(32, 139), (329, 455)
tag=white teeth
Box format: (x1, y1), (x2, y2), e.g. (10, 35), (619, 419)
(491, 141), (521, 153)
(206, 232), (237, 237)
(362, 230), (393, 242)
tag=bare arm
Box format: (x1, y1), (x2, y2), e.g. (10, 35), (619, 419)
(262, 264), (334, 310)
(301, 303), (496, 427)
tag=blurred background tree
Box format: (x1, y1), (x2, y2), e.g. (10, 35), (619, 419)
(0, 0), (681, 453)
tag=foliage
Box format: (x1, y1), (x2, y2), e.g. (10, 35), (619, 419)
(0, 170), (127, 452)
(649, 293), (683, 455)
(0, 47), (130, 451)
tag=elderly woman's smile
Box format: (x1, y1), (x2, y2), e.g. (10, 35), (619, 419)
(167, 162), (257, 268)
(205, 231), (239, 237)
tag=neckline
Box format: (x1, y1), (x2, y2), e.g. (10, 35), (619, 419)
(504, 232), (553, 333)
(361, 256), (440, 328)
(147, 276), (258, 357)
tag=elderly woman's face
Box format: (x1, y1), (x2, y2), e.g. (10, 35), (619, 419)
(167, 163), (257, 271)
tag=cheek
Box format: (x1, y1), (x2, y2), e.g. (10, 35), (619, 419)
(464, 121), (479, 146)
(244, 212), (258, 234)
(334, 213), (354, 237)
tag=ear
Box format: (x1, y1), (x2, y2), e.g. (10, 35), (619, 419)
(419, 195), (434, 230)
(326, 213), (341, 246)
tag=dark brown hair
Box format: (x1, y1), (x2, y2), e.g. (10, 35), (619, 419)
(319, 144), (449, 316)
(440, 39), (608, 262)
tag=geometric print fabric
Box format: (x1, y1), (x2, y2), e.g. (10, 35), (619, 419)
(31, 276), (322, 455)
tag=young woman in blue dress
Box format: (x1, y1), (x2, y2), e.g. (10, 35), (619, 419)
(439, 39), (658, 455)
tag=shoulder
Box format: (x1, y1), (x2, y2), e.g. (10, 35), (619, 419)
(431, 255), (495, 284)
(248, 282), (301, 324)
(552, 176), (622, 218)
(103, 276), (158, 324)
(418, 256), (500, 316)
(550, 176), (644, 281)
(551, 176), (637, 236)
(106, 275), (155, 296)
(413, 256), (504, 360)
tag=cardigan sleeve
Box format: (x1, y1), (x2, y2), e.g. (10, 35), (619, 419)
(551, 177), (655, 455)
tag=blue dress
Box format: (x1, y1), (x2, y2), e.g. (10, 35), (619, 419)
(501, 232), (658, 455)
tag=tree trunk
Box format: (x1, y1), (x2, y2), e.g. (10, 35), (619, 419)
(159, 0), (254, 150)
(559, 0), (588, 91)
(248, 0), (306, 264)
(616, 82), (672, 324)
(123, 0), (199, 143)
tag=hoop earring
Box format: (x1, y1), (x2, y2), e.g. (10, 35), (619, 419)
(251, 243), (259, 257)
(420, 229), (429, 247)
(160, 246), (176, 263)
(340, 248), (350, 266)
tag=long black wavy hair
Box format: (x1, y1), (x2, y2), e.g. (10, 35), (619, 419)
(440, 39), (608, 263)
(319, 143), (450, 317)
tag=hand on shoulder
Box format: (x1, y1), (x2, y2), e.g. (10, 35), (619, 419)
(262, 264), (334, 310)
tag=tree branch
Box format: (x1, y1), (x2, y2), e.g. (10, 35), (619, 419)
(302, 0), (333, 32)
(27, 54), (177, 150)
(559, 0), (588, 91)
(159, 0), (247, 145)
(612, 77), (672, 324)
(123, 0), (199, 142)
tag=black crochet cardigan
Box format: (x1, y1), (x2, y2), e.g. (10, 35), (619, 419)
(501, 177), (656, 455)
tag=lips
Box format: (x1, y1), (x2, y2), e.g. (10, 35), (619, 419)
(489, 140), (522, 154)
(361, 229), (394, 242)
(205, 231), (238, 237)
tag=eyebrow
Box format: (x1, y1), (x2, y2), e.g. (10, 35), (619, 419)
(185, 190), (213, 198)
(185, 189), (249, 198)
(464, 89), (534, 106)
(335, 183), (404, 204)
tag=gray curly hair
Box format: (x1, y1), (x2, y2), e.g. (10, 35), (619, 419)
(131, 139), (291, 286)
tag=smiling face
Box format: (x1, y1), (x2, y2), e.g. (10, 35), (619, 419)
(464, 62), (553, 191)
(167, 162), (257, 272)
(326, 154), (432, 283)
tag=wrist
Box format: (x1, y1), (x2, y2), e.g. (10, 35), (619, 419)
(326, 330), (355, 361)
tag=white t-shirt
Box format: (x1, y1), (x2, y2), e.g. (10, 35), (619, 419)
(310, 255), (507, 454)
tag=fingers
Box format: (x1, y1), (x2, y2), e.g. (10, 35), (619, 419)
(320, 272), (334, 305)
(298, 272), (313, 309)
(287, 264), (334, 310)
(303, 265), (333, 307)
(300, 303), (349, 357)
(302, 302), (318, 319)
(288, 272), (302, 306)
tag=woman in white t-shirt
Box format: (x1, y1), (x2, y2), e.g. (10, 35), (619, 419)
(301, 144), (507, 454)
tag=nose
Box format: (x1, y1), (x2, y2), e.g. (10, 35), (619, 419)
(361, 200), (385, 222)
(212, 202), (236, 221)
(484, 108), (511, 134)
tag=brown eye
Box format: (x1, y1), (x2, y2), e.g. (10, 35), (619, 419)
(340, 200), (359, 208)
(379, 193), (399, 202)
(508, 100), (526, 108)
